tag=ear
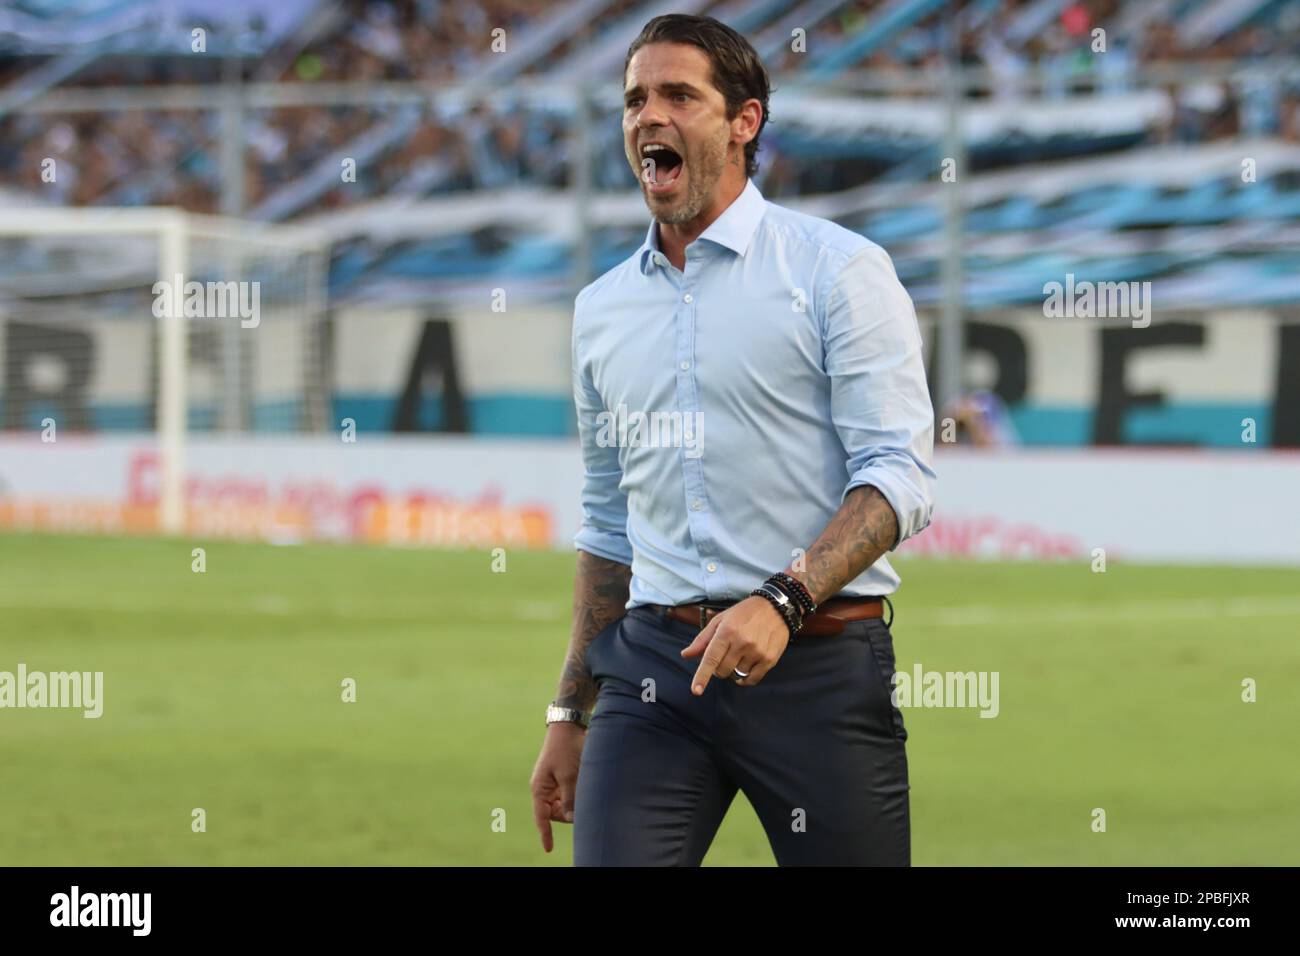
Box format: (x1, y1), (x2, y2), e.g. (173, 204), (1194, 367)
(731, 97), (763, 148)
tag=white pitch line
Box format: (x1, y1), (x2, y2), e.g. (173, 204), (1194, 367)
(908, 595), (1300, 628)
(0, 593), (567, 623)
(0, 594), (1296, 629)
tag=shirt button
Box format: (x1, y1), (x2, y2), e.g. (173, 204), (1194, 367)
(691, 499), (703, 511)
(680, 361), (690, 371)
(706, 562), (717, 573)
(683, 293), (693, 303)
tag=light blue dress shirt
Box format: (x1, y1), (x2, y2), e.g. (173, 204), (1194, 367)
(572, 178), (936, 608)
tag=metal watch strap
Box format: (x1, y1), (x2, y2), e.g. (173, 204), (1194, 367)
(546, 702), (590, 728)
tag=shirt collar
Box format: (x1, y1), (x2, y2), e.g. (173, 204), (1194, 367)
(638, 178), (766, 275)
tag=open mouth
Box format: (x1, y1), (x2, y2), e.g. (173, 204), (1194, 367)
(641, 143), (684, 192)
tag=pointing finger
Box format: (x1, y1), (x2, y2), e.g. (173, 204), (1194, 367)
(533, 792), (555, 852)
(691, 632), (730, 696)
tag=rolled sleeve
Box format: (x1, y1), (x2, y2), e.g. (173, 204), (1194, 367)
(821, 243), (936, 548)
(571, 311), (633, 565)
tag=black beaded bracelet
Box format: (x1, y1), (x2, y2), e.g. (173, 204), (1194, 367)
(762, 576), (810, 624)
(769, 571), (816, 614)
(751, 581), (804, 637)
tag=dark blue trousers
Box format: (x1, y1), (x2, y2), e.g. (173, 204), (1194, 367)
(573, 604), (910, 866)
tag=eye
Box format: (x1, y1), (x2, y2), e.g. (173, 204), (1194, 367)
(672, 92), (690, 103)
(625, 96), (644, 109)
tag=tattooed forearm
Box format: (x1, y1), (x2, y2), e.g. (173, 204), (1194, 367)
(554, 550), (632, 712)
(785, 485), (899, 605)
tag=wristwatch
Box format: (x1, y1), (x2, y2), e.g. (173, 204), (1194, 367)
(546, 702), (590, 728)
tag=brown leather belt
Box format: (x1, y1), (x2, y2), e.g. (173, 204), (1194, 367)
(647, 596), (885, 637)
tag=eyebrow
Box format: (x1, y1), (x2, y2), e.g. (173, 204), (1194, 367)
(624, 81), (705, 104)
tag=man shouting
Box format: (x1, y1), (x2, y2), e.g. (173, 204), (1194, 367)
(530, 13), (936, 866)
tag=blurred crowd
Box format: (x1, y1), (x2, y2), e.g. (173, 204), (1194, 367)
(772, 1), (1296, 98)
(1, 0), (1297, 215)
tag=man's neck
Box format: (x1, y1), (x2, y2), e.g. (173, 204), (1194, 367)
(656, 175), (747, 271)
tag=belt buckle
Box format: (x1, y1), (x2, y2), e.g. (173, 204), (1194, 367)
(696, 601), (731, 629)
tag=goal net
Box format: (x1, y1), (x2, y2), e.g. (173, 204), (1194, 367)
(0, 208), (331, 534)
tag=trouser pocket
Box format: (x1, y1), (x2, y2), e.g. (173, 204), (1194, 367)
(863, 619), (908, 742)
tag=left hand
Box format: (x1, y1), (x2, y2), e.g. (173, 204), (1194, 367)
(680, 595), (790, 694)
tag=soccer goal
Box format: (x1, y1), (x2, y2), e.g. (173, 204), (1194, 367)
(0, 207), (331, 534)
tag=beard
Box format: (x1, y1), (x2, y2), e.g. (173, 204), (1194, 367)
(632, 126), (730, 226)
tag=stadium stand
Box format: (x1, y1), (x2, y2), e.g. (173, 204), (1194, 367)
(1, 0), (1298, 441)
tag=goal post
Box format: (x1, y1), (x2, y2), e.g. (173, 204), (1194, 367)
(0, 207), (331, 535)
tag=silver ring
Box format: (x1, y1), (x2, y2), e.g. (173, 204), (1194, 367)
(731, 667), (749, 680)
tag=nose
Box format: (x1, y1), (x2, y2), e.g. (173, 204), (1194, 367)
(634, 95), (668, 131)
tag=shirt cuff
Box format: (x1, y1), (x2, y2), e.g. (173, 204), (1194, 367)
(843, 468), (934, 550)
(573, 527), (634, 566)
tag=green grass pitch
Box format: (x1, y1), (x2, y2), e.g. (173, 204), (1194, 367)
(0, 532), (1296, 865)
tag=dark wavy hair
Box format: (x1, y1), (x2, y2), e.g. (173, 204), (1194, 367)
(624, 14), (771, 178)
